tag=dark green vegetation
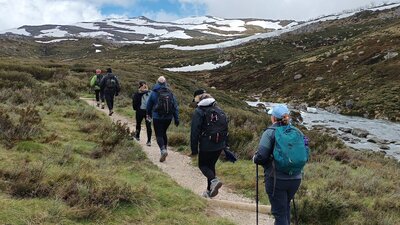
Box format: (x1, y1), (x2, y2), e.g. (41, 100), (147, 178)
(0, 63), (233, 224)
(0, 6), (399, 225)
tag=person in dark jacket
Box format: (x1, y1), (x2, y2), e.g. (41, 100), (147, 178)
(253, 104), (303, 225)
(132, 80), (152, 146)
(146, 76), (179, 162)
(100, 68), (121, 116)
(190, 93), (226, 198)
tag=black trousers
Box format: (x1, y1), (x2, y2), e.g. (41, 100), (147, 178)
(104, 91), (115, 111)
(198, 149), (223, 190)
(153, 119), (171, 151)
(135, 109), (152, 142)
(95, 90), (104, 102)
(266, 177), (301, 225)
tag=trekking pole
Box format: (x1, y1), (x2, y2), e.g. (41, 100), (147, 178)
(293, 196), (299, 225)
(256, 164), (259, 225)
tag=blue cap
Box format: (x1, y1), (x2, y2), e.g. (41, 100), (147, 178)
(267, 104), (289, 119)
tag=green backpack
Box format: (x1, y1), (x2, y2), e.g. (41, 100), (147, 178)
(273, 125), (309, 175)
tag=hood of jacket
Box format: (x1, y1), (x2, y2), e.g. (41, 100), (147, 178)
(198, 98), (216, 107)
(152, 83), (167, 91)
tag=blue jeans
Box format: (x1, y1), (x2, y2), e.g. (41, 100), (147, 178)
(265, 177), (301, 225)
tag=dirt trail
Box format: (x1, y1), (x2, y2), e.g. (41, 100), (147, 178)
(82, 98), (273, 225)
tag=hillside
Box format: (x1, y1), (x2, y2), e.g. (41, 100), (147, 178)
(158, 4), (400, 121)
(0, 16), (296, 44)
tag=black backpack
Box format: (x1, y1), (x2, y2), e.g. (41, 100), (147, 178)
(201, 106), (228, 143)
(154, 88), (174, 115)
(95, 74), (102, 86)
(105, 75), (117, 90)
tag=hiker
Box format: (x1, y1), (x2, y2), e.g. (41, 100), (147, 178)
(190, 91), (228, 198)
(253, 104), (309, 225)
(89, 69), (105, 108)
(146, 76), (179, 162)
(100, 68), (120, 116)
(132, 80), (152, 146)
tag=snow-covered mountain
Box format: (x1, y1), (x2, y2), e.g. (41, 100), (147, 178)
(0, 16), (296, 44)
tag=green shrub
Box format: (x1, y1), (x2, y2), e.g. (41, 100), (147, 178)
(0, 70), (37, 88)
(91, 121), (132, 159)
(0, 106), (42, 147)
(168, 132), (189, 147)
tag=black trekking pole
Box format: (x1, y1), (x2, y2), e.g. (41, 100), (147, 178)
(256, 164), (259, 225)
(293, 196), (299, 225)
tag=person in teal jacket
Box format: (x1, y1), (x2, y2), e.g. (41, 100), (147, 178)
(90, 69), (105, 108)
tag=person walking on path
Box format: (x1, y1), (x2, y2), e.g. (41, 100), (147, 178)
(146, 76), (179, 162)
(190, 91), (227, 198)
(253, 104), (309, 225)
(100, 68), (120, 116)
(90, 69), (105, 108)
(132, 80), (152, 146)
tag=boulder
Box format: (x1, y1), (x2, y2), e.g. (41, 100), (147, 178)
(294, 74), (303, 80)
(297, 103), (308, 111)
(339, 127), (352, 133)
(345, 99), (354, 109)
(379, 145), (390, 150)
(332, 60), (339, 66)
(384, 52), (398, 60)
(315, 76), (324, 81)
(306, 107), (318, 113)
(367, 137), (389, 144)
(325, 106), (341, 114)
(351, 128), (369, 138)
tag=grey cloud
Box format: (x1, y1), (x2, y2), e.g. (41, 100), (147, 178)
(179, 0), (395, 20)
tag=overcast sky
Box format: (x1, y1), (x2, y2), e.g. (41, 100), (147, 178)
(0, 0), (396, 31)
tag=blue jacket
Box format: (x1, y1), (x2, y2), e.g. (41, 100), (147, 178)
(146, 83), (179, 121)
(253, 123), (302, 180)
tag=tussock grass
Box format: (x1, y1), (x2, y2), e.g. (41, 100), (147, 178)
(0, 65), (232, 224)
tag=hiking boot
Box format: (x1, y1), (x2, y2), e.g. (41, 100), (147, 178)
(109, 111), (114, 116)
(202, 190), (211, 198)
(146, 141), (151, 146)
(96, 102), (100, 107)
(101, 104), (105, 109)
(159, 149), (168, 162)
(134, 135), (140, 141)
(209, 178), (223, 197)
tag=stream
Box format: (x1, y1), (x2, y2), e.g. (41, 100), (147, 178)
(246, 101), (400, 161)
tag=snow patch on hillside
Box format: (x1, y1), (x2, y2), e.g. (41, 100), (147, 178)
(0, 28), (30, 36)
(159, 3), (400, 51)
(74, 22), (100, 30)
(79, 31), (114, 37)
(36, 38), (78, 43)
(35, 27), (68, 38)
(165, 61), (231, 72)
(246, 21), (283, 29)
(155, 30), (192, 40)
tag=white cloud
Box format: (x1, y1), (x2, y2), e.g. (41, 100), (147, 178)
(0, 0), (104, 30)
(143, 10), (181, 22)
(176, 0), (397, 20)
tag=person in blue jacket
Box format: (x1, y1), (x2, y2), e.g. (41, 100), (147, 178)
(146, 76), (179, 162)
(253, 104), (304, 225)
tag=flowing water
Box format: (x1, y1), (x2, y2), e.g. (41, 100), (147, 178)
(246, 101), (400, 160)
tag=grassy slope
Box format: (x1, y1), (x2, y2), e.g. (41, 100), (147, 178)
(0, 71), (233, 225)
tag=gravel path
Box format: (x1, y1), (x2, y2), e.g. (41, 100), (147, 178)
(83, 98), (273, 225)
